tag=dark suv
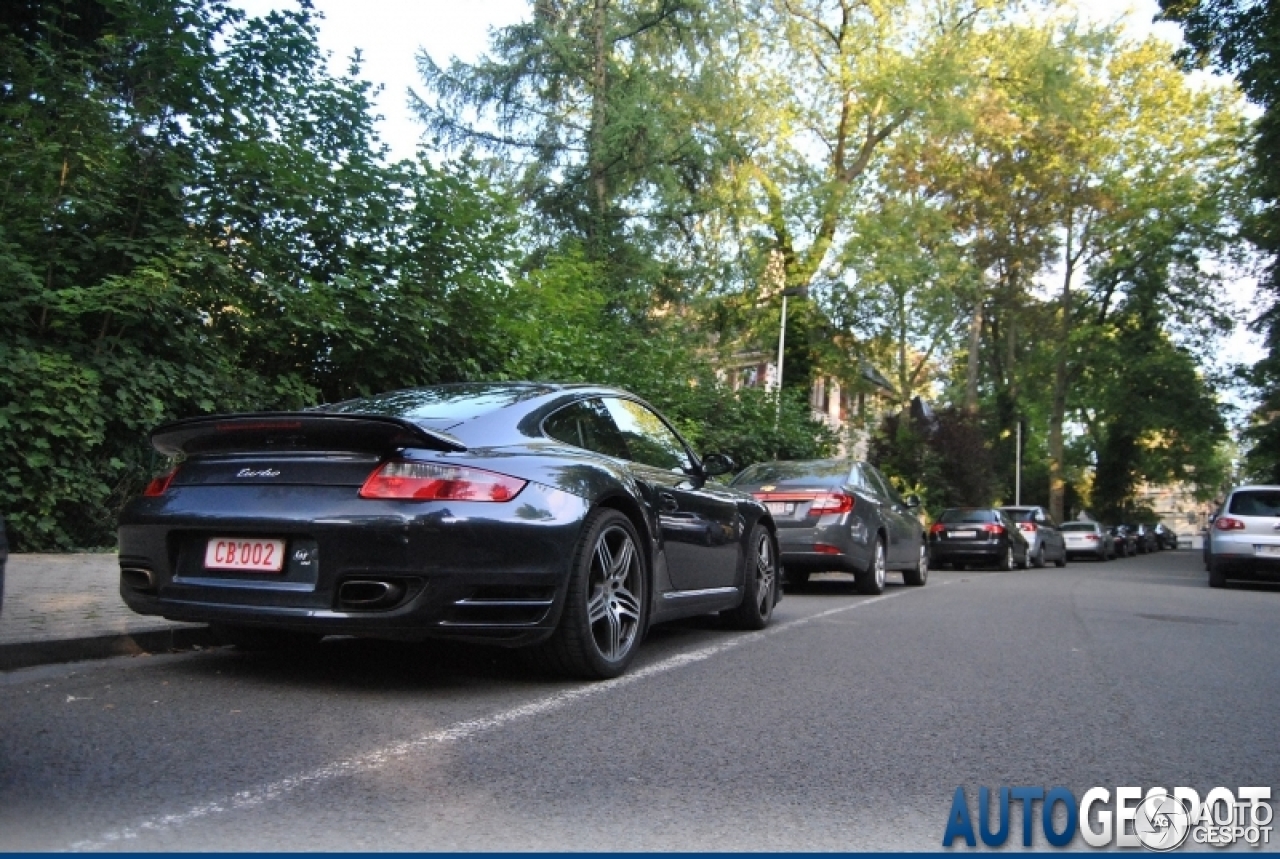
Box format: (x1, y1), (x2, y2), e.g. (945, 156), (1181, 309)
(0, 514), (7, 615)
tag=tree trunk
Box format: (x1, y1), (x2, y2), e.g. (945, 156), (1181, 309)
(587, 0), (609, 247)
(965, 296), (983, 413)
(1048, 234), (1075, 523)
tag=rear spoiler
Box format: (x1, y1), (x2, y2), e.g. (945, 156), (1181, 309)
(151, 412), (466, 457)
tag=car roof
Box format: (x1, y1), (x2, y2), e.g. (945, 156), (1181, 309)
(315, 382), (664, 446)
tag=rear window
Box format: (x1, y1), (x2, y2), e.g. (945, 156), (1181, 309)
(320, 384), (553, 425)
(731, 460), (850, 487)
(1228, 490), (1280, 517)
(939, 509), (996, 524)
(1001, 508), (1036, 522)
(1061, 523), (1098, 532)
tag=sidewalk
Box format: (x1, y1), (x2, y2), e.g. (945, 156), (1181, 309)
(0, 553), (215, 671)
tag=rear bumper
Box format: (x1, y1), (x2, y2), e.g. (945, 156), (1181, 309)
(117, 483), (590, 646)
(1209, 549), (1280, 580)
(928, 541), (1004, 564)
(775, 525), (867, 572)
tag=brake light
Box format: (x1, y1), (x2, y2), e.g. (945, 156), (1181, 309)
(982, 523), (1005, 535)
(143, 467), (179, 497)
(809, 492), (855, 516)
(1018, 522), (1037, 532)
(1215, 516), (1246, 531)
(929, 522), (946, 534)
(359, 462), (527, 502)
(1084, 534), (1099, 541)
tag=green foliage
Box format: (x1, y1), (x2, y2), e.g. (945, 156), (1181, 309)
(494, 245), (837, 467)
(0, 0), (517, 549)
(1160, 0), (1280, 481)
(869, 406), (996, 514)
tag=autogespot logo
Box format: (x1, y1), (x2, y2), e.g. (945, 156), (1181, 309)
(942, 785), (1273, 850)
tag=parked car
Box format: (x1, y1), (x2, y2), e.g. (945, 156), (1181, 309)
(998, 506), (1068, 568)
(1109, 525), (1137, 557)
(1061, 521), (1113, 561)
(1153, 523), (1179, 550)
(0, 514), (6, 615)
(1128, 524), (1159, 554)
(729, 459), (927, 594)
(928, 508), (1030, 571)
(1205, 485), (1280, 587)
(118, 383), (780, 679)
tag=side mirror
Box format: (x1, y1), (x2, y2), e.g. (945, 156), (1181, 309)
(905, 494), (922, 509)
(700, 452), (736, 477)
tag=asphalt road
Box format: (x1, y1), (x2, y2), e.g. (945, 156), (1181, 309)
(1, 549), (1276, 851)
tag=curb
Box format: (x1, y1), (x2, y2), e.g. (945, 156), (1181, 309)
(0, 625), (219, 672)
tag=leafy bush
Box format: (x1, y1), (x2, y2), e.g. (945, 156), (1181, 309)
(870, 405), (996, 514)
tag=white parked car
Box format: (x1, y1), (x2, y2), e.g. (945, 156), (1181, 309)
(1061, 521), (1113, 561)
(1205, 485), (1280, 587)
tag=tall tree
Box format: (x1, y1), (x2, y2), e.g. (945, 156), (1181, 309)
(891, 19), (1244, 518)
(413, 0), (728, 302)
(1159, 0), (1280, 482)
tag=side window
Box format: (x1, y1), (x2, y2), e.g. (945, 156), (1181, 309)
(859, 465), (887, 499)
(542, 399), (629, 460)
(847, 464), (869, 491)
(866, 465), (903, 505)
(601, 398), (693, 472)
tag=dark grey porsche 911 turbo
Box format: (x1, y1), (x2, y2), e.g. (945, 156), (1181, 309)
(118, 383), (779, 678)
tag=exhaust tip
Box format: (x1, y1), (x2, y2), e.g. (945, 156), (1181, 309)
(338, 579), (406, 610)
(121, 567), (155, 591)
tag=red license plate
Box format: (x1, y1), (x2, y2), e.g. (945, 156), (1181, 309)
(204, 538), (286, 573)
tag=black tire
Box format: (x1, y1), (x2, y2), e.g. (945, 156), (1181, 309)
(998, 544), (1015, 572)
(1208, 557), (1227, 588)
(531, 509), (647, 679)
(1054, 548), (1067, 568)
(903, 541), (929, 587)
(211, 624), (321, 651)
(1031, 545), (1046, 568)
(723, 524), (778, 629)
(855, 537), (887, 595)
(787, 568), (810, 588)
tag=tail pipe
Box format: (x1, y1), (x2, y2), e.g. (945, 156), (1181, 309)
(337, 579), (406, 611)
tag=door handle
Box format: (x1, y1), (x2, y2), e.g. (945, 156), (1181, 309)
(658, 491), (679, 513)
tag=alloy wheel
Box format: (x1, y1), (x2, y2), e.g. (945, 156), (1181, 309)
(587, 524), (643, 661)
(752, 531), (776, 615)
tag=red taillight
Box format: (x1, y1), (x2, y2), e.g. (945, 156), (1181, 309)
(929, 522), (946, 534)
(813, 543), (842, 555)
(1085, 534), (1099, 541)
(1018, 522), (1037, 532)
(1215, 516), (1246, 531)
(982, 523), (1005, 535)
(809, 492), (855, 516)
(143, 467), (179, 497)
(359, 461), (527, 502)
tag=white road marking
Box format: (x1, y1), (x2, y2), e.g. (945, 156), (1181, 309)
(69, 589), (912, 851)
